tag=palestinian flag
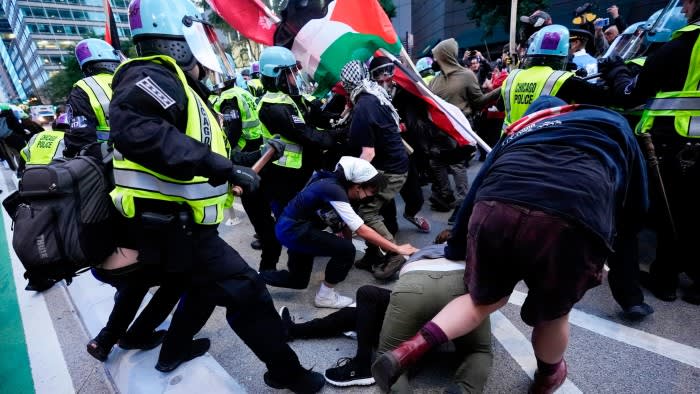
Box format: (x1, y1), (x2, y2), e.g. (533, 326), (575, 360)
(103, 0), (120, 51)
(205, 0), (279, 46)
(283, 0), (402, 95)
(392, 63), (477, 147)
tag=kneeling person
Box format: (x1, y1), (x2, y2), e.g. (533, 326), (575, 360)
(260, 157), (418, 308)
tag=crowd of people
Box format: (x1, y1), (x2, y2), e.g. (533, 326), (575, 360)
(8, 0), (700, 393)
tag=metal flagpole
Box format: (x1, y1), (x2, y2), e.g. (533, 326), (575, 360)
(509, 0), (518, 56)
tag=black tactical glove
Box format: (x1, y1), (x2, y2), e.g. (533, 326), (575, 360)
(261, 136), (285, 161)
(598, 55), (627, 83)
(229, 165), (260, 193)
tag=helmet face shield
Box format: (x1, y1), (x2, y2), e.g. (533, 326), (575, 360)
(182, 16), (236, 80)
(277, 65), (313, 96)
(603, 23), (649, 59)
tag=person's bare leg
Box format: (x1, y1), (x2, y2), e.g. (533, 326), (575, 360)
(532, 314), (569, 364)
(530, 314), (570, 394)
(432, 294), (508, 339)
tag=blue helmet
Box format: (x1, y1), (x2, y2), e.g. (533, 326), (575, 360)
(647, 6), (687, 43)
(128, 0), (200, 70)
(128, 0), (199, 39)
(75, 38), (120, 73)
(259, 47), (297, 78)
(416, 57), (433, 73)
(526, 24), (569, 57)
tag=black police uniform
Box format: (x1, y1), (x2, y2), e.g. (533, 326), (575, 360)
(65, 81), (105, 158)
(258, 94), (338, 216)
(109, 59), (310, 380)
(607, 25), (700, 301)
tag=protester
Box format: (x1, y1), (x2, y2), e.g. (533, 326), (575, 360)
(280, 244), (491, 391)
(428, 38), (497, 213)
(340, 60), (412, 280)
(371, 96), (648, 393)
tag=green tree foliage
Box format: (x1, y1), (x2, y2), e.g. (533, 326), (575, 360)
(379, 0), (397, 18)
(44, 56), (83, 103)
(458, 0), (550, 38)
(44, 39), (133, 104)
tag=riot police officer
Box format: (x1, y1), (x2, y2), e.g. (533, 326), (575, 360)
(603, 0), (700, 305)
(65, 38), (120, 158)
(110, 0), (325, 391)
(500, 24), (608, 129)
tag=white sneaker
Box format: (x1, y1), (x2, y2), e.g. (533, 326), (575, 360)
(314, 290), (354, 309)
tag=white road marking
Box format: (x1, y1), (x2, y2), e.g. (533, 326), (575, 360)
(509, 290), (700, 368)
(0, 169), (75, 393)
(490, 311), (582, 393)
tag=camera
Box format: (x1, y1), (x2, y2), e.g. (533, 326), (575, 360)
(595, 17), (609, 27)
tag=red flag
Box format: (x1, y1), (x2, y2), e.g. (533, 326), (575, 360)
(206, 0), (279, 46)
(392, 67), (476, 147)
(103, 0), (120, 51)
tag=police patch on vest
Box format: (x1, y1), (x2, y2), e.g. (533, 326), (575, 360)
(513, 82), (538, 105)
(136, 76), (175, 109)
(71, 115), (87, 129)
(291, 115), (304, 124)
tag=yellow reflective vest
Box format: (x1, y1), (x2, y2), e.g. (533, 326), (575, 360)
(257, 92), (304, 169)
(110, 55), (231, 225)
(247, 78), (265, 98)
(636, 22), (700, 138)
(20, 130), (65, 166)
(501, 66), (573, 128)
(73, 73), (113, 142)
(213, 86), (263, 150)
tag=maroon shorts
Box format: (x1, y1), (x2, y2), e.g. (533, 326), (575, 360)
(465, 200), (608, 326)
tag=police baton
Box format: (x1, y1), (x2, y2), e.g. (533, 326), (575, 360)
(638, 132), (678, 240)
(231, 146), (277, 196)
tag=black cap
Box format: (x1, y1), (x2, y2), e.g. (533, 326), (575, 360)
(569, 28), (593, 42)
(369, 56), (392, 73)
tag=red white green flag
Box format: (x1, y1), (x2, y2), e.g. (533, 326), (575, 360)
(288, 0), (402, 94)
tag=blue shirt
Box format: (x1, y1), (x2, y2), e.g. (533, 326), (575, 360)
(277, 172), (364, 239)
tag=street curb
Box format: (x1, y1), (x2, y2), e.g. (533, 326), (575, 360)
(67, 256), (248, 394)
(1, 167), (246, 393)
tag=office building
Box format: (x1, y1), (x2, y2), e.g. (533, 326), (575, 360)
(0, 0), (130, 102)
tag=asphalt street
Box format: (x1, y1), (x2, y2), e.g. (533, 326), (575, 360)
(3, 161), (699, 393)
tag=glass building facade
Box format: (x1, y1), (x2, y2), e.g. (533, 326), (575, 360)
(0, 0), (129, 102)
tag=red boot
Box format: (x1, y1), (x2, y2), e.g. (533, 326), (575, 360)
(530, 359), (567, 394)
(371, 333), (432, 392)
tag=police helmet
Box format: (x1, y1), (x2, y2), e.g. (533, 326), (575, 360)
(75, 38), (120, 75)
(259, 46), (298, 93)
(416, 57), (433, 73)
(250, 61), (261, 77)
(128, 0), (199, 71)
(526, 24), (570, 57)
(647, 6), (687, 43)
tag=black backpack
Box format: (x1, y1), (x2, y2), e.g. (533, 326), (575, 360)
(6, 154), (115, 284)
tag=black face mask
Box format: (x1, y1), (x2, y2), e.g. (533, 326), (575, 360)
(431, 61), (441, 73)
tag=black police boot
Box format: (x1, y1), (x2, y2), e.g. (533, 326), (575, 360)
(118, 329), (167, 350)
(263, 368), (325, 393)
(87, 329), (118, 362)
(155, 338), (211, 373)
(682, 283), (700, 305)
(640, 271), (677, 302)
